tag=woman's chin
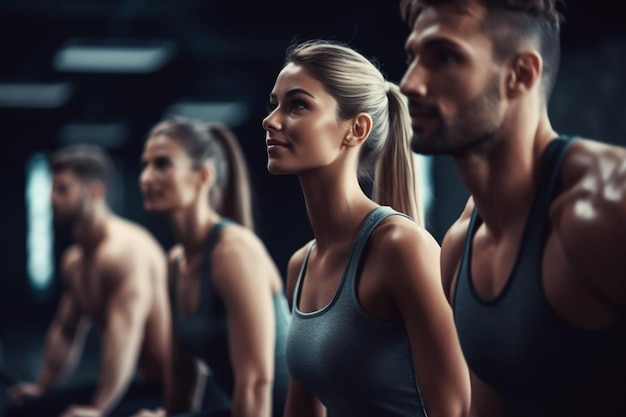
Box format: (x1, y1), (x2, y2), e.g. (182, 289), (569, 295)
(267, 162), (292, 175)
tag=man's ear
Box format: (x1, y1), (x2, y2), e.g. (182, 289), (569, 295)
(90, 181), (106, 200)
(343, 112), (373, 148)
(506, 50), (542, 98)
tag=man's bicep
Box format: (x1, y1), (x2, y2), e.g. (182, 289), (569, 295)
(106, 270), (152, 325)
(53, 291), (87, 340)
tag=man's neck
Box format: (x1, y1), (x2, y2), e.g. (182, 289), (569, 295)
(74, 206), (110, 252)
(454, 116), (557, 238)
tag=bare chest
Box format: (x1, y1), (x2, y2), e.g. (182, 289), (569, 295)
(67, 258), (108, 324)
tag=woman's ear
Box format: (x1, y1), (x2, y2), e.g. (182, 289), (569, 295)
(343, 112), (373, 148)
(198, 162), (216, 189)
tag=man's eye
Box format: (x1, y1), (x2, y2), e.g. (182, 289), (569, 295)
(438, 49), (460, 64)
(154, 158), (170, 170)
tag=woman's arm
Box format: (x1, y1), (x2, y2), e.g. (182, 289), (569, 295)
(380, 219), (471, 417)
(211, 228), (281, 417)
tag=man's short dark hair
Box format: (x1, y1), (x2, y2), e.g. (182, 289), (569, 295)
(400, 0), (564, 99)
(48, 144), (113, 187)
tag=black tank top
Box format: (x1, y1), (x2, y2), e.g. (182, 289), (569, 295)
(454, 137), (626, 416)
(171, 219), (291, 413)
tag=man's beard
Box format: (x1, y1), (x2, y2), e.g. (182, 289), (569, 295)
(410, 76), (502, 157)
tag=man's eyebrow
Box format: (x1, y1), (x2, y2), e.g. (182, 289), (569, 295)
(406, 35), (463, 52)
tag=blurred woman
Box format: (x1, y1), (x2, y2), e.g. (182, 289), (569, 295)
(135, 118), (290, 417)
(262, 40), (471, 417)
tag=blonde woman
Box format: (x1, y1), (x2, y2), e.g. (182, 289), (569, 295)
(262, 40), (471, 417)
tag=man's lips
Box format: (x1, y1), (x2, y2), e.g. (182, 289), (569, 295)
(408, 100), (439, 119)
(266, 138), (290, 147)
(142, 189), (161, 200)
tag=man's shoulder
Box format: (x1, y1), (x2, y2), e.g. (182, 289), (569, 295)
(549, 138), (626, 300)
(440, 197), (474, 299)
(561, 137), (626, 180)
(105, 216), (164, 257)
(94, 219), (164, 277)
(556, 137), (626, 206)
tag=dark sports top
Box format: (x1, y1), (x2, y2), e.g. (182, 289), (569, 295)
(287, 206), (427, 417)
(454, 137), (626, 416)
(172, 219), (291, 412)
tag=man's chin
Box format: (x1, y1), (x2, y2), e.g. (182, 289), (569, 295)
(411, 134), (441, 155)
(53, 215), (75, 228)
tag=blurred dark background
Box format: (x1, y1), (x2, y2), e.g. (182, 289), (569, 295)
(0, 0), (624, 408)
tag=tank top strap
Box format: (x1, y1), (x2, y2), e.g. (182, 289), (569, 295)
(292, 240), (316, 312)
(203, 218), (235, 266)
(198, 218), (235, 315)
(343, 206), (412, 293)
(455, 135), (580, 307)
(169, 253), (183, 314)
(520, 135), (579, 260)
(293, 207), (412, 314)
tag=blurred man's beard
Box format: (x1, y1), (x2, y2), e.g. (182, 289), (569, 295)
(53, 209), (81, 229)
(410, 74), (502, 156)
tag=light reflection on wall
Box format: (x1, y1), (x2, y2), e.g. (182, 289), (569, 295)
(25, 153), (54, 294)
(416, 154), (434, 226)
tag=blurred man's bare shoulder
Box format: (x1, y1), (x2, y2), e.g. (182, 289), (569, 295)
(107, 215), (164, 256)
(94, 216), (166, 282)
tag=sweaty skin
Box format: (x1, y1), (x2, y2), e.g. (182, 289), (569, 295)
(400, 0), (626, 415)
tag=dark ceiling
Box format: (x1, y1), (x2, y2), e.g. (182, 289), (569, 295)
(0, 0), (622, 157)
(0, 0), (624, 321)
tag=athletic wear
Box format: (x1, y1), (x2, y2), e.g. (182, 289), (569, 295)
(454, 136), (626, 416)
(172, 219), (290, 415)
(287, 206), (426, 417)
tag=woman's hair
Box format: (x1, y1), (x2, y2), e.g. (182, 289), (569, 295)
(148, 117), (254, 229)
(285, 40), (423, 225)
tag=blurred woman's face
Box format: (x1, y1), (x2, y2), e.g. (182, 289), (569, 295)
(262, 63), (350, 176)
(139, 135), (201, 213)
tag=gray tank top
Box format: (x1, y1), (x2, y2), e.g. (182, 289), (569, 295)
(286, 206), (427, 417)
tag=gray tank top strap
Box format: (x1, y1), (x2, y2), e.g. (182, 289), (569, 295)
(292, 241), (315, 311)
(343, 206), (412, 290)
(292, 206), (411, 314)
(170, 218), (234, 316)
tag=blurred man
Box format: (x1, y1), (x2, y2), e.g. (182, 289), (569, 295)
(6, 144), (171, 417)
(400, 0), (626, 415)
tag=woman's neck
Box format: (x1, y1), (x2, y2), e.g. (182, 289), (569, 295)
(298, 169), (378, 252)
(169, 202), (221, 257)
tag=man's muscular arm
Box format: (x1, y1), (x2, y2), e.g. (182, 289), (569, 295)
(552, 141), (626, 305)
(7, 247), (90, 405)
(84, 254), (153, 416)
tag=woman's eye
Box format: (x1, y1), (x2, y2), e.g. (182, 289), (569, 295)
(290, 101), (306, 111)
(266, 102), (277, 114)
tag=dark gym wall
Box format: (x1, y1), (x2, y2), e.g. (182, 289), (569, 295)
(0, 0), (624, 328)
